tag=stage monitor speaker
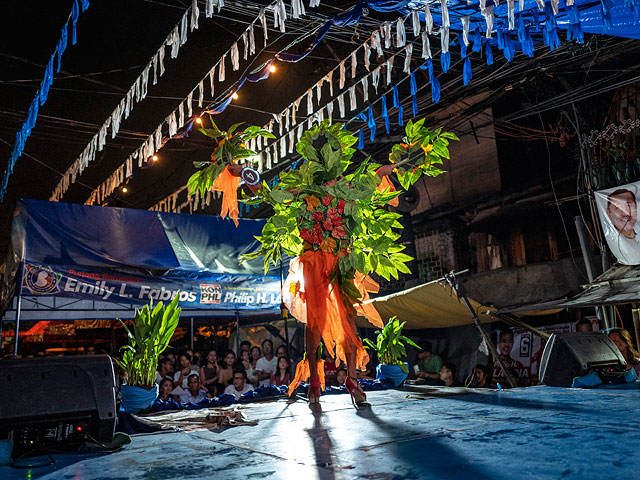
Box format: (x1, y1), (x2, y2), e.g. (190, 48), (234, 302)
(0, 355), (116, 455)
(539, 332), (627, 387)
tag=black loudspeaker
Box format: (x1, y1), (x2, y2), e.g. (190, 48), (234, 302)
(0, 355), (116, 455)
(539, 332), (627, 387)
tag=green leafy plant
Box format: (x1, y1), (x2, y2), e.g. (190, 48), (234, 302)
(186, 118), (275, 197)
(241, 119), (456, 305)
(363, 316), (420, 373)
(114, 295), (181, 388)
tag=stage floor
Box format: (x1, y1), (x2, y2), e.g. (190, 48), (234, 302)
(4, 383), (639, 479)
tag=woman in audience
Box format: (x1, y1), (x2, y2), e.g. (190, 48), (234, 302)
(200, 350), (219, 396)
(251, 346), (261, 368)
(270, 356), (291, 386)
(158, 377), (175, 402)
(217, 350), (236, 388)
(609, 328), (640, 376)
(275, 345), (288, 358)
(239, 349), (258, 386)
(336, 368), (347, 386)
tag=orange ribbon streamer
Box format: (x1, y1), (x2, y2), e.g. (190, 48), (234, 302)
(211, 165), (240, 227)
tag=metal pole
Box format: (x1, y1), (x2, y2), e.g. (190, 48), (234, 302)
(235, 312), (240, 354)
(190, 317), (194, 351)
(574, 216), (607, 329)
(444, 273), (517, 388)
(13, 295), (22, 356)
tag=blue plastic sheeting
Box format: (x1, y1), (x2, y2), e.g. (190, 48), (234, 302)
(3, 199), (284, 312)
(404, 0), (640, 40)
(3, 384), (638, 479)
(13, 198), (271, 274)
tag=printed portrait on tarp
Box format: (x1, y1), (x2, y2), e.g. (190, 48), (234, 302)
(595, 181), (640, 265)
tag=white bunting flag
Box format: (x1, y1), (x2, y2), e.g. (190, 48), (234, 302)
(425, 4), (433, 34)
(412, 9), (420, 36)
(396, 18), (406, 47)
(404, 44), (413, 73)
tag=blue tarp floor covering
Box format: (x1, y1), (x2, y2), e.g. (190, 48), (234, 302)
(3, 383), (639, 479)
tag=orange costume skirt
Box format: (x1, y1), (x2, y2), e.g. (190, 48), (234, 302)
(283, 250), (383, 396)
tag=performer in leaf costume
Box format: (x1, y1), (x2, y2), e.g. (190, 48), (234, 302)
(188, 118), (456, 408)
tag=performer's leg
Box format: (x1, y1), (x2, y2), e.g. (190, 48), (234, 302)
(344, 321), (368, 408)
(306, 327), (322, 404)
(307, 327), (321, 382)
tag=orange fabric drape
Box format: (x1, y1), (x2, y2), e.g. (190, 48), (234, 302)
(376, 170), (399, 207)
(211, 165), (240, 227)
(285, 250), (376, 396)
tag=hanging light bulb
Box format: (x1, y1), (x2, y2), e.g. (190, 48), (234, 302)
(232, 92), (239, 100)
(195, 117), (202, 124)
(269, 64), (276, 73)
(152, 155), (158, 162)
(121, 186), (128, 193)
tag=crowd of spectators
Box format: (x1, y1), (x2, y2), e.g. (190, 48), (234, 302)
(154, 338), (300, 402)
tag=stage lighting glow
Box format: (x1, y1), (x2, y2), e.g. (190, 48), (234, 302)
(122, 187), (128, 193)
(232, 92), (239, 100)
(269, 65), (276, 73)
(152, 155), (158, 162)
(196, 117), (202, 124)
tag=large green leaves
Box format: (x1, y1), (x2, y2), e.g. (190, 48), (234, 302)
(115, 295), (181, 388)
(186, 118), (275, 197)
(363, 316), (420, 368)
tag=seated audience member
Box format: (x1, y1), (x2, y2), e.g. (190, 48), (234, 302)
(239, 349), (258, 386)
(166, 353), (176, 373)
(85, 346), (96, 355)
(576, 319), (594, 333)
(336, 368), (347, 386)
(414, 344), (443, 384)
(250, 346), (261, 368)
(224, 370), (255, 400)
(173, 353), (200, 388)
(609, 328), (640, 376)
(323, 353), (339, 386)
(200, 350), (219, 395)
(193, 351), (202, 367)
(179, 374), (209, 403)
(471, 364), (490, 388)
(240, 340), (251, 353)
(158, 377), (176, 402)
(270, 356), (291, 386)
(275, 345), (288, 358)
(217, 350), (236, 388)
(156, 358), (173, 383)
(439, 362), (462, 387)
(256, 339), (278, 387)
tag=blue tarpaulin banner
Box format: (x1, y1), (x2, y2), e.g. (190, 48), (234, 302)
(6, 199), (283, 312)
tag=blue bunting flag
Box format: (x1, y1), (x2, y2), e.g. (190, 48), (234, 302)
(517, 15), (534, 57)
(410, 71), (418, 116)
(485, 42), (493, 65)
(71, 0), (80, 44)
(567, 6), (584, 44)
(440, 51), (451, 73)
(472, 28), (482, 53)
(358, 128), (364, 149)
(463, 57), (472, 85)
(381, 94), (390, 133)
(57, 25), (68, 72)
(367, 106), (376, 142)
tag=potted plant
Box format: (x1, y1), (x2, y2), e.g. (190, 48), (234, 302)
(115, 295), (181, 414)
(363, 316), (420, 387)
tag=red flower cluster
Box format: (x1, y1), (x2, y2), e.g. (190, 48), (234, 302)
(300, 195), (348, 246)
